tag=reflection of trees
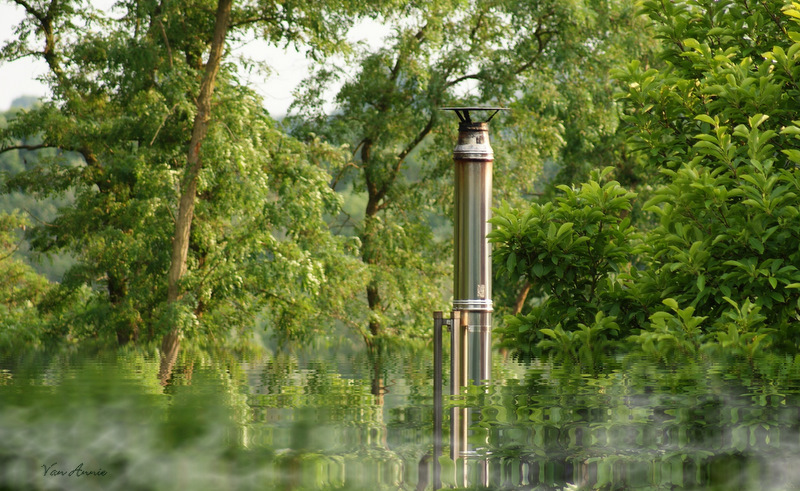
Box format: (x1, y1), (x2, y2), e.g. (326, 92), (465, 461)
(463, 357), (800, 490)
(245, 344), (436, 490)
(0, 343), (440, 490)
(158, 342), (181, 386)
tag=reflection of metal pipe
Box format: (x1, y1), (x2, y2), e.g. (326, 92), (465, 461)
(433, 312), (444, 484)
(453, 312), (468, 479)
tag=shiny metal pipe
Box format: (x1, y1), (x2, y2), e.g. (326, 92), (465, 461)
(453, 122), (492, 312)
(452, 120), (493, 387)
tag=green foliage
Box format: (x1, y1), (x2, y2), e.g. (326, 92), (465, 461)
(613, 0), (799, 177)
(537, 312), (621, 365)
(0, 104), (76, 281)
(706, 297), (774, 358)
(628, 298), (708, 361)
(495, 0), (800, 362)
(490, 168), (639, 359)
(0, 0), (376, 348)
(0, 212), (51, 351)
(622, 0), (800, 353)
(288, 0), (657, 343)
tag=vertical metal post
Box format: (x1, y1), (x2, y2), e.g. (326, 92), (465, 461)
(433, 311), (444, 491)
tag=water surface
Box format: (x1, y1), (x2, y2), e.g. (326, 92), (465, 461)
(1, 346), (799, 490)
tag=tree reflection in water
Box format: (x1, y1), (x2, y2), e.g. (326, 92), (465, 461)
(2, 347), (800, 490)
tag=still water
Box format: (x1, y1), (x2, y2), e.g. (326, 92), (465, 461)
(1, 343), (800, 490)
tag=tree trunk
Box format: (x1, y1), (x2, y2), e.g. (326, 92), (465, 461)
(160, 0), (232, 383)
(362, 212), (382, 338)
(514, 280), (531, 315)
(499, 280), (532, 362)
(361, 139), (385, 339)
(108, 272), (140, 345)
(366, 281), (382, 337)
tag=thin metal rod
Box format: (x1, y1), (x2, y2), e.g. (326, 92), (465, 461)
(450, 310), (465, 467)
(433, 311), (444, 490)
(450, 310), (461, 396)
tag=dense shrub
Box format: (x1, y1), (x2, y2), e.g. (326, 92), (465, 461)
(493, 0), (800, 361)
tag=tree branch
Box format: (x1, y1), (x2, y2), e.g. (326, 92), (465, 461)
(228, 13), (280, 29)
(372, 111), (437, 213)
(330, 161), (359, 190)
(0, 237), (25, 263)
(12, 0), (45, 25)
(395, 111), (435, 170)
(390, 23), (427, 81)
(0, 144), (51, 154)
(150, 103), (180, 146)
(759, 0), (787, 37)
(157, 19), (174, 69)
(446, 72), (484, 88)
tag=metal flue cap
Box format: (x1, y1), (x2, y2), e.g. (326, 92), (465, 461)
(441, 106), (509, 125)
(443, 107), (507, 160)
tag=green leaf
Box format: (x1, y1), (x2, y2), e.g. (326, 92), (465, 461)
(780, 125), (800, 136)
(783, 149), (800, 163)
(506, 253), (517, 273)
(540, 328), (556, 339)
(556, 222), (574, 239)
(695, 114), (717, 125)
(749, 237), (764, 254)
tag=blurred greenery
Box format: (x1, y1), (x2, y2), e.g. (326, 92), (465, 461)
(0, 342), (440, 491)
(2, 345), (800, 490)
(0, 103), (76, 282)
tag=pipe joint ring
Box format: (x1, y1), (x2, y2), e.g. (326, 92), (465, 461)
(453, 299), (493, 311)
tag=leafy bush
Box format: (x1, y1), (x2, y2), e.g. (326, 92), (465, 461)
(494, 0), (800, 361)
(490, 168), (640, 360)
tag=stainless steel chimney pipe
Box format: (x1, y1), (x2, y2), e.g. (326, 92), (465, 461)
(444, 107), (505, 390)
